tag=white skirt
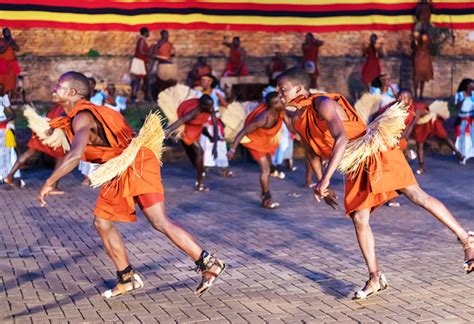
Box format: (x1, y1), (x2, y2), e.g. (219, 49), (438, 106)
(130, 57), (147, 76)
(200, 124), (229, 168)
(0, 128), (19, 180)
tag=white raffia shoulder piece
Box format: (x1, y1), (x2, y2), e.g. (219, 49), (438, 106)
(220, 101), (247, 141)
(354, 93), (383, 125)
(157, 84), (198, 125)
(88, 111), (165, 188)
(416, 100), (450, 125)
(338, 101), (409, 176)
(23, 105), (70, 153)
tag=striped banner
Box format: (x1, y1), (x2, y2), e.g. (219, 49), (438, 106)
(1, 1), (473, 32)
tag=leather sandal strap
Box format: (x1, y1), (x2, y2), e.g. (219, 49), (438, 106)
(116, 283), (128, 294)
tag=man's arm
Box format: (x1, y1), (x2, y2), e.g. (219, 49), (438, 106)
(138, 38), (148, 58)
(4, 106), (15, 122)
(314, 39), (324, 46)
(313, 98), (348, 197)
(216, 90), (228, 107)
(8, 38), (19, 51)
(210, 109), (219, 158)
(227, 114), (266, 159)
(283, 113), (300, 141)
(165, 109), (199, 137)
(38, 112), (92, 205)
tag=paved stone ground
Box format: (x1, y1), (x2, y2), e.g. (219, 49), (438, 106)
(0, 155), (473, 323)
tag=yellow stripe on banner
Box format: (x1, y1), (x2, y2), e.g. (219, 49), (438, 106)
(1, 11), (421, 26)
(431, 14), (474, 24)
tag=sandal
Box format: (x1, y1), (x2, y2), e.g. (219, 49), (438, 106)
(461, 235), (474, 274)
(261, 191), (280, 209)
(222, 170), (235, 178)
(354, 273), (389, 300)
(194, 251), (226, 296)
(102, 267), (144, 299)
(387, 201), (400, 208)
(195, 182), (210, 192)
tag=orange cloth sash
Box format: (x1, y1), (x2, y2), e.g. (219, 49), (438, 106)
(241, 103), (284, 156)
(177, 98), (210, 145)
(64, 100), (164, 222)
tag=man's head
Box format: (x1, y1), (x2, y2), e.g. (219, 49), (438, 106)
(305, 33), (314, 43)
(201, 74), (216, 90)
(87, 77), (97, 94)
(421, 32), (429, 42)
(2, 28), (11, 39)
(370, 33), (378, 44)
(397, 88), (413, 106)
(198, 94), (214, 113)
(52, 71), (90, 106)
(198, 56), (207, 65)
(265, 91), (284, 112)
(277, 67), (311, 104)
(232, 37), (240, 47)
(140, 27), (150, 38)
(161, 30), (169, 41)
(106, 83), (116, 97)
(457, 78), (473, 93)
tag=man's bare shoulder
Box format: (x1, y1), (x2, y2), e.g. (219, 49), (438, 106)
(72, 110), (95, 127)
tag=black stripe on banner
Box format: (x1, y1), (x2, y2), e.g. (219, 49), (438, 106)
(2, 4), (473, 18)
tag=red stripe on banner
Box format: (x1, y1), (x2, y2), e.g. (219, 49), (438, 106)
(434, 2), (474, 10)
(0, 19), (464, 33)
(0, 0), (418, 12)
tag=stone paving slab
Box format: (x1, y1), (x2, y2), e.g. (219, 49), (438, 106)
(0, 155), (473, 323)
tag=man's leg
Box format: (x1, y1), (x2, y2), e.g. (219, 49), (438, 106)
(419, 81), (425, 99)
(94, 217), (142, 298)
(256, 154), (279, 208)
(141, 201), (226, 294)
(305, 159), (313, 187)
(399, 184), (474, 272)
(256, 154), (271, 194)
(416, 141), (425, 174)
(441, 136), (464, 161)
(351, 208), (388, 298)
(5, 148), (36, 185)
(182, 141), (206, 190)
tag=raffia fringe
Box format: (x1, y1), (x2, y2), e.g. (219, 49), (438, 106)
(338, 101), (409, 177)
(157, 84), (198, 125)
(23, 105), (70, 152)
(221, 101), (246, 141)
(354, 93), (383, 125)
(417, 100), (450, 125)
(88, 111), (165, 188)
